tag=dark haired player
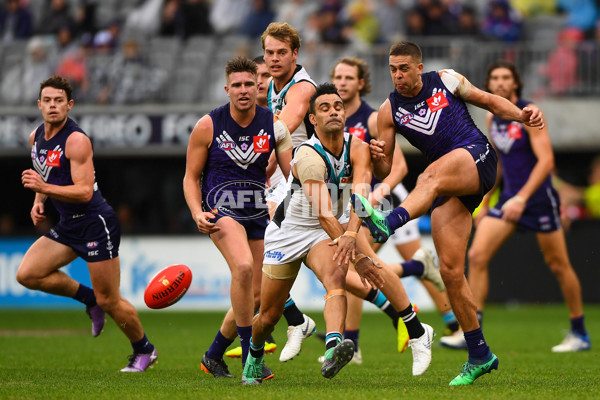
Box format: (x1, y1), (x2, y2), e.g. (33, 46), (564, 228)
(352, 41), (545, 385)
(459, 60), (589, 353)
(18, 75), (157, 372)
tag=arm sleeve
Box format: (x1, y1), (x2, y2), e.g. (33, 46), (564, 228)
(295, 145), (326, 184)
(274, 119), (293, 153)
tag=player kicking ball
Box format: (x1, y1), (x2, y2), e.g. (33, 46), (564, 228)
(242, 84), (433, 385)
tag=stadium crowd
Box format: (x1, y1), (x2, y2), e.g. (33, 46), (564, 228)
(1, 0), (600, 106)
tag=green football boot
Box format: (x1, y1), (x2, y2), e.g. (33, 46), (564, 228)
(449, 353), (499, 386)
(242, 352), (264, 385)
(321, 339), (355, 379)
(350, 193), (391, 243)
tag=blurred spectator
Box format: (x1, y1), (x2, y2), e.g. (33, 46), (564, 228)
(405, 8), (426, 37)
(240, 0), (274, 38)
(345, 0), (380, 48)
(275, 0), (318, 38)
(160, 0), (212, 39)
(511, 0), (556, 17)
(209, 0), (250, 36)
(74, 0), (97, 36)
(0, 35), (55, 105)
(538, 27), (584, 96)
(577, 20), (600, 93)
(95, 38), (166, 104)
(56, 23), (78, 58)
(36, 0), (75, 36)
(556, 155), (600, 229)
(557, 0), (598, 39)
(159, 0), (181, 36)
(123, 0), (163, 36)
(443, 0), (464, 20)
(482, 0), (523, 43)
(321, 0), (344, 14)
(181, 0), (212, 38)
(455, 5), (482, 38)
(376, 0), (408, 44)
(55, 34), (92, 102)
(317, 3), (350, 45)
(92, 18), (121, 54)
(422, 0), (457, 36)
(0, 0), (33, 42)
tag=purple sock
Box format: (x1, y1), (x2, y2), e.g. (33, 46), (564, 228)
(73, 284), (96, 306)
(131, 333), (154, 354)
(386, 207), (410, 231)
(401, 259), (425, 277)
(206, 330), (234, 360)
(464, 327), (491, 362)
(343, 329), (359, 351)
(237, 325), (252, 365)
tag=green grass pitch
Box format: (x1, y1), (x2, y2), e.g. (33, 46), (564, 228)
(0, 304), (598, 400)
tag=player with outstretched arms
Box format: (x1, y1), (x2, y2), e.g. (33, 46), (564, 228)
(352, 41), (545, 385)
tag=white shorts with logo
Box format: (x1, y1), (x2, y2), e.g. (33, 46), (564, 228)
(263, 222), (330, 265)
(263, 210), (349, 265)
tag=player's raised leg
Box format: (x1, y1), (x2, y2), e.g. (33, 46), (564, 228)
(17, 237), (106, 337)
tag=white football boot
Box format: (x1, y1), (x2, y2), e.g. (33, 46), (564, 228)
(279, 315), (316, 362)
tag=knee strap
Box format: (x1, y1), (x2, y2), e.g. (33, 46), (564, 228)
(324, 289), (346, 301)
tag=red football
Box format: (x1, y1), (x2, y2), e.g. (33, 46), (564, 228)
(144, 264), (192, 309)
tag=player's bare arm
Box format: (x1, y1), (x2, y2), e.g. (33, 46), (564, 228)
(366, 109), (378, 138)
(24, 130), (47, 226)
(502, 115), (554, 223)
(277, 81), (316, 133)
(265, 152), (277, 187)
(22, 131), (95, 203)
(273, 116), (293, 179)
(294, 146), (356, 266)
(342, 136), (376, 252)
(348, 137), (372, 233)
(365, 110), (406, 205)
(370, 143), (407, 206)
(446, 69), (545, 129)
(348, 138), (385, 288)
(371, 99), (395, 179)
(183, 115), (219, 234)
(473, 113), (502, 227)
